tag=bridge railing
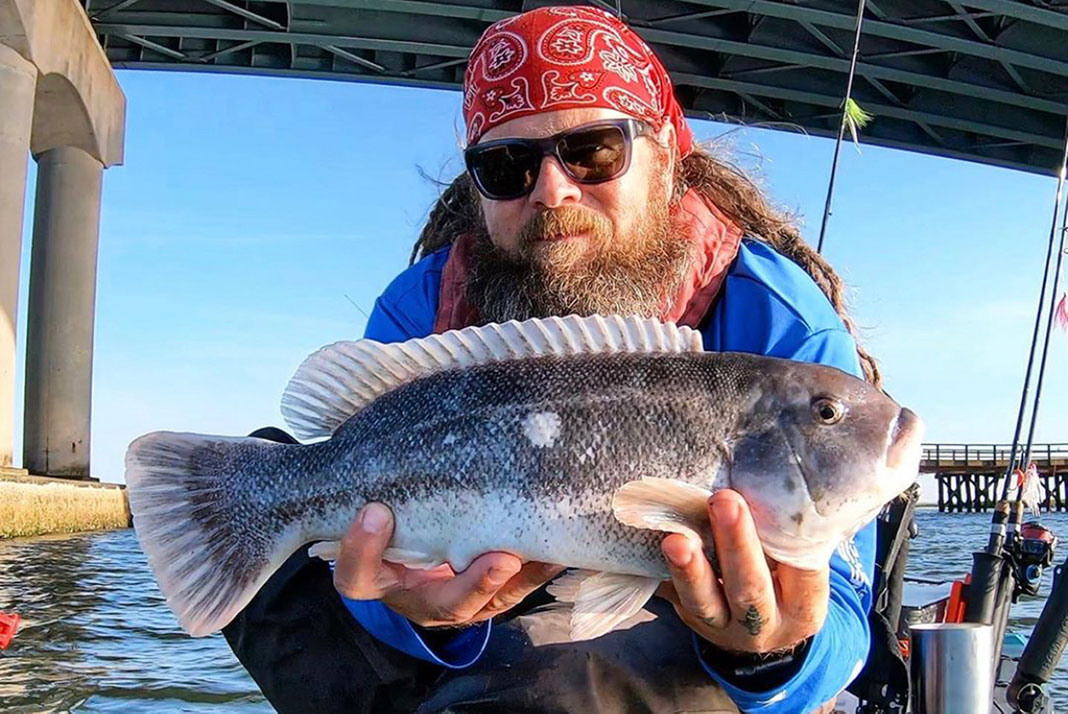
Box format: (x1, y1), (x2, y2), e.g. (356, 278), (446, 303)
(921, 443), (1068, 466)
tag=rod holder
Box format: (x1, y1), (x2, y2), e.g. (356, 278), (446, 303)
(910, 623), (994, 713)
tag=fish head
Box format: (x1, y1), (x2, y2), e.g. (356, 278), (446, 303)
(728, 360), (924, 569)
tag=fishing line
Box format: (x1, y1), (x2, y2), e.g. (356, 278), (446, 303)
(1011, 152), (1068, 536)
(344, 293), (371, 320)
(994, 116), (1068, 539)
(965, 118), (1068, 630)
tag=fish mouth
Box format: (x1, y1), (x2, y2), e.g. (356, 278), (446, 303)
(886, 408), (924, 472)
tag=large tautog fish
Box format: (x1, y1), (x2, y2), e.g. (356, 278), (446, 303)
(126, 315), (923, 641)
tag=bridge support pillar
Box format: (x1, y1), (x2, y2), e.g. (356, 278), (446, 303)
(0, 44), (36, 468)
(1, 0), (125, 478)
(23, 146), (103, 477)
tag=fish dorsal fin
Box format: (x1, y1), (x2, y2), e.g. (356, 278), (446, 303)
(281, 315), (703, 440)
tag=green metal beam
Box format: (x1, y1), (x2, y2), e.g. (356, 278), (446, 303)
(93, 23), (472, 57)
(681, 0), (1068, 78)
(675, 72), (1063, 150)
(262, 0), (511, 23)
(201, 0), (285, 30)
(636, 26), (1068, 116)
(956, 0), (1068, 33)
(262, 0), (1068, 80)
(92, 17), (1068, 118)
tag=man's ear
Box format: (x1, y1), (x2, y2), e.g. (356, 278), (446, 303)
(654, 122), (681, 201)
(656, 121), (676, 153)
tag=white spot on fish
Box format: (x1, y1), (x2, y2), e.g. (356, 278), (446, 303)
(443, 433), (457, 446)
(523, 411), (562, 448)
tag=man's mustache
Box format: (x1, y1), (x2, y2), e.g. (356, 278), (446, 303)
(517, 207), (613, 247)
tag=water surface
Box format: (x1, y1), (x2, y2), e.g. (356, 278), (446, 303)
(2, 510), (1066, 711)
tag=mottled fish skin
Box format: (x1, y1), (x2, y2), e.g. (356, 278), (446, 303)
(211, 350), (907, 580)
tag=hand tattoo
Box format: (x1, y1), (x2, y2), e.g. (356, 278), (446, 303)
(740, 605), (766, 636)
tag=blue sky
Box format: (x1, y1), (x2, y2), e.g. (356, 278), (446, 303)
(9, 70), (1067, 500)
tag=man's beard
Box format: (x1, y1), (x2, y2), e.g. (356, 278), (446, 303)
(466, 182), (693, 324)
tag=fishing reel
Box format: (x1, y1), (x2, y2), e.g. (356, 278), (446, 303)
(1014, 522), (1058, 597)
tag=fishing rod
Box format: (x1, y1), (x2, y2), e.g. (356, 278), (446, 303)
(991, 159), (1068, 683)
(1014, 190), (1068, 519)
(997, 116), (1068, 520)
(815, 0), (866, 254)
(999, 183), (1068, 571)
(963, 121), (1068, 628)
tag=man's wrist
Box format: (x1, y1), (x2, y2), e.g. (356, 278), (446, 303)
(698, 636), (813, 690)
(412, 621), (480, 648)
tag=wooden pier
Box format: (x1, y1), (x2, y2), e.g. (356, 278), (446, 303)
(922, 444), (1068, 512)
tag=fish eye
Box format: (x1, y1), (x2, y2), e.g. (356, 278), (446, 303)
(812, 397), (845, 425)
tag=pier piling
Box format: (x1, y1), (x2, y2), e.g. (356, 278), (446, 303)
(925, 444), (1068, 512)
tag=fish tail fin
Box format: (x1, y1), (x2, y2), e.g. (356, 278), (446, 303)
(125, 431), (301, 637)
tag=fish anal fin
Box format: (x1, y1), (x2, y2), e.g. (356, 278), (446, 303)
(545, 568), (598, 603)
(308, 540), (341, 561)
(612, 477), (713, 539)
(382, 547), (443, 570)
(547, 570), (660, 641)
(309, 541), (441, 570)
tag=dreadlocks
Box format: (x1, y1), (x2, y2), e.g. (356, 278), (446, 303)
(409, 145), (881, 389)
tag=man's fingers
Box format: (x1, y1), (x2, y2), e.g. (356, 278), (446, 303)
(709, 491), (778, 635)
(662, 532), (730, 629)
(776, 562), (830, 632)
(333, 503), (394, 600)
(428, 553), (523, 622)
(479, 562), (566, 617)
(655, 580), (680, 606)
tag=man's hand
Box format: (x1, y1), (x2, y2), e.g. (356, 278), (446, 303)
(657, 489), (829, 654)
(333, 502), (564, 628)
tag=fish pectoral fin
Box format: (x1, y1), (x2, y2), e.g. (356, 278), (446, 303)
(547, 570), (660, 641)
(382, 547), (443, 570)
(612, 477), (713, 538)
(308, 540), (341, 561)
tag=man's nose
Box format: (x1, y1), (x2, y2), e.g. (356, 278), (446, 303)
(528, 157), (582, 209)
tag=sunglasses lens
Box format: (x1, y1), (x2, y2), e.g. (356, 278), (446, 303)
(559, 126), (628, 182)
(467, 143), (540, 199)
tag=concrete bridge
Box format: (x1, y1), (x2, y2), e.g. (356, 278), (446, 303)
(2, 0), (124, 478)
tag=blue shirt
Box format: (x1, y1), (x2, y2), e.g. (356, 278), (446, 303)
(346, 238), (875, 713)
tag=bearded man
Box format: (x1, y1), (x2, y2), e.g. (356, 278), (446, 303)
(224, 7), (883, 714)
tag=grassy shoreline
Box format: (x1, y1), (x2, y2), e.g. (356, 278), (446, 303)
(0, 478), (130, 539)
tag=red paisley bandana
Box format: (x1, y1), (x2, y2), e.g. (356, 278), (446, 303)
(462, 6), (695, 157)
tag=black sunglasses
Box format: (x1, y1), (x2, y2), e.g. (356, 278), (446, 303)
(464, 118), (656, 201)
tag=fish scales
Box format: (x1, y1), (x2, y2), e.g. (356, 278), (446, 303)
(255, 352), (742, 578)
